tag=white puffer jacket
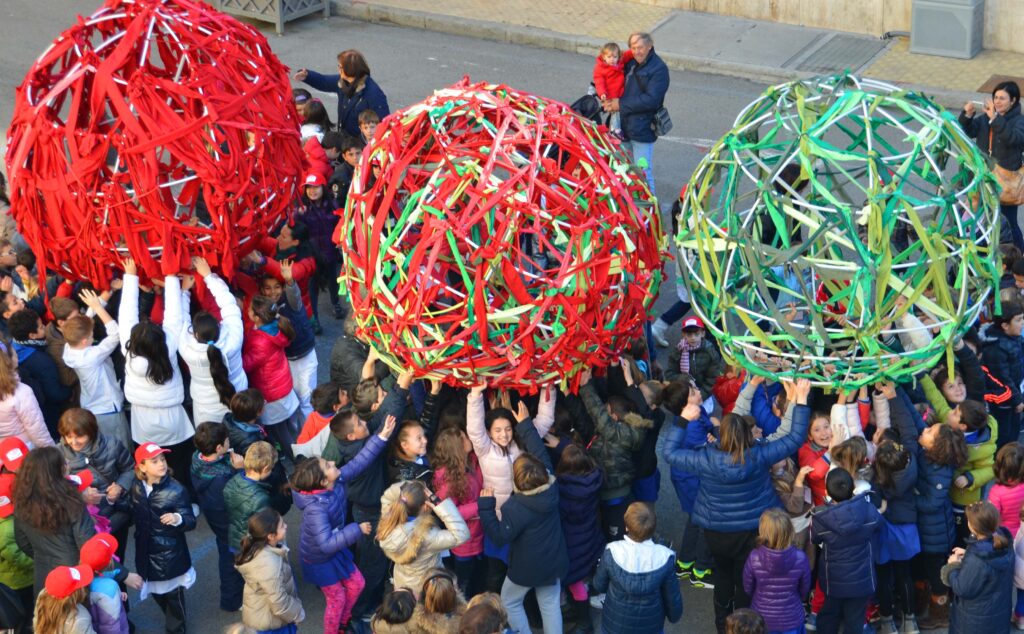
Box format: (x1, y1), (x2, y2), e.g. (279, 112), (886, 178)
(466, 390), (554, 513)
(119, 274), (185, 410)
(179, 273), (247, 422)
(0, 382), (53, 449)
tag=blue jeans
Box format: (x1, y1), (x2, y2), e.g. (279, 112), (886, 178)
(658, 300), (691, 326)
(215, 534), (244, 611)
(624, 140), (655, 192)
(1003, 203), (1023, 251)
(502, 577), (562, 634)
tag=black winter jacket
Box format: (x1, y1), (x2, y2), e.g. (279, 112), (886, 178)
(959, 102), (1024, 170)
(15, 344), (70, 435)
(580, 383), (651, 500)
(980, 322), (1024, 408)
(129, 475), (196, 582)
(190, 451), (238, 538)
(59, 434), (135, 495)
(811, 493), (882, 598)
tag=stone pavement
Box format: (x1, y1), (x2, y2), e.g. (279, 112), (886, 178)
(336, 0), (1024, 107)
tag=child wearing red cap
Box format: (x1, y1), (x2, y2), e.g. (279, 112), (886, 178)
(667, 316), (725, 408)
(33, 565), (95, 634)
(79, 533), (131, 634)
(297, 166), (345, 329)
(128, 443), (196, 634)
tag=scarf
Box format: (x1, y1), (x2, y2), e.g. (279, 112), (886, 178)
(677, 338), (700, 375)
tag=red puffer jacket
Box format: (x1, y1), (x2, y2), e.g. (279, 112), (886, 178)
(242, 325), (293, 401)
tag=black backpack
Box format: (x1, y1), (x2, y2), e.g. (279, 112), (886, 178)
(569, 93), (603, 124)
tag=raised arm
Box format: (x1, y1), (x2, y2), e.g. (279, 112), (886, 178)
(162, 274), (184, 356)
(466, 386), (494, 457)
(117, 261), (140, 354)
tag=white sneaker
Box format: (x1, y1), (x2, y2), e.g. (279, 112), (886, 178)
(651, 319), (670, 347)
(588, 593), (605, 610)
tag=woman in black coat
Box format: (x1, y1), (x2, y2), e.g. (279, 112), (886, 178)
(13, 446), (96, 597)
(959, 80), (1024, 250)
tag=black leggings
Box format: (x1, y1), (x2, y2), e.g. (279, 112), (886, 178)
(705, 529), (758, 633)
(876, 559), (913, 617)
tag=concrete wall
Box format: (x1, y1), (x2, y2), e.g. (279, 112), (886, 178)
(641, 0), (1023, 53)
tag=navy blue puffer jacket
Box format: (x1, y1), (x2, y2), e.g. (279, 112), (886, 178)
(130, 474), (196, 581)
(662, 404), (810, 532)
(943, 528), (1014, 633)
(811, 494), (882, 598)
(619, 50), (669, 144)
(558, 467), (605, 585)
(592, 537), (683, 634)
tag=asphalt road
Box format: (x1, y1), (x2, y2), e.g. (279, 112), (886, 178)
(0, 4), (781, 632)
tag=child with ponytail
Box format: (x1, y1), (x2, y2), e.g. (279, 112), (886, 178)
(291, 415), (396, 634)
(243, 290), (301, 459)
(234, 508), (305, 634)
(941, 500), (1014, 631)
(378, 479), (471, 597)
(34, 565), (96, 634)
(178, 256), (246, 423)
(118, 258), (194, 493)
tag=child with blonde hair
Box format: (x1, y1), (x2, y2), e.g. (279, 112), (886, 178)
(742, 508), (811, 633)
(34, 565), (96, 634)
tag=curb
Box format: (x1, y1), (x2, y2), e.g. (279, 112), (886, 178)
(331, 0), (984, 108)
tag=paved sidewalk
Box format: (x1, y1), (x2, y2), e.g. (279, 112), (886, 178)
(336, 0), (1024, 107)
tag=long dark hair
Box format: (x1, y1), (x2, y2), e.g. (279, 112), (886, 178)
(250, 295), (295, 340)
(234, 508), (281, 566)
(193, 311), (235, 406)
(555, 443), (598, 477)
(126, 320), (174, 384)
(484, 407), (519, 457)
(303, 100), (333, 131)
(13, 447), (86, 532)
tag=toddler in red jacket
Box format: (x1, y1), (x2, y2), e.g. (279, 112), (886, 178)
(593, 43), (632, 138)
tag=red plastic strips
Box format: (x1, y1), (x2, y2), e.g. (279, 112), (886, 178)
(5, 0), (305, 286)
(338, 79), (667, 392)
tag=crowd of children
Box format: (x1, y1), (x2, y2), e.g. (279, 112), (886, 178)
(4, 43), (1024, 634)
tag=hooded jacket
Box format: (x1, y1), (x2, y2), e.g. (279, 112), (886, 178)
(236, 544), (305, 631)
(378, 490), (470, 594)
(479, 473), (569, 588)
(580, 383), (651, 500)
(980, 321), (1024, 409)
(662, 404), (811, 532)
(242, 323), (293, 403)
(742, 545), (811, 631)
(223, 472), (292, 551)
(668, 409), (714, 514)
(409, 599), (467, 634)
(14, 508), (95, 596)
(0, 382), (53, 449)
(292, 436), (384, 586)
(0, 516), (32, 591)
(592, 537), (683, 634)
(13, 339), (70, 434)
(129, 474), (196, 582)
(558, 467), (605, 585)
(811, 493), (883, 598)
(189, 451), (238, 538)
(432, 458), (484, 558)
(942, 528), (1014, 633)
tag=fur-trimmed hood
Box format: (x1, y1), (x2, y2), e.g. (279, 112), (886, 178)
(513, 473), (555, 496)
(410, 599), (467, 634)
(622, 412), (654, 430)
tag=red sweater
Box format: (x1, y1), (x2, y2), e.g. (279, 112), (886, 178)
(592, 50), (633, 99)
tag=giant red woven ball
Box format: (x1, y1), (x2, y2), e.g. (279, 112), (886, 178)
(4, 0), (304, 285)
(339, 79), (667, 392)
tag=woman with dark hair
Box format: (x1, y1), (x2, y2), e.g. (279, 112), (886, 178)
(661, 378), (812, 632)
(13, 446), (96, 597)
(179, 256), (246, 423)
(293, 50), (390, 138)
(960, 80), (1024, 249)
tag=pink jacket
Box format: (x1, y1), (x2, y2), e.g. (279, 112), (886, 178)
(0, 383), (53, 449)
(432, 457), (484, 558)
(989, 482), (1024, 536)
(466, 391), (555, 513)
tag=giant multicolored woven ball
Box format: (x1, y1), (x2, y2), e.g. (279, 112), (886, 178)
(678, 74), (1001, 387)
(339, 79), (666, 391)
(5, 0), (304, 285)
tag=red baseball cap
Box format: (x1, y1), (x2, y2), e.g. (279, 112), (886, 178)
(302, 172), (326, 187)
(0, 474), (15, 519)
(0, 437), (28, 472)
(80, 533), (118, 572)
(681, 316), (705, 331)
(66, 469), (93, 492)
(45, 565), (94, 599)
(134, 443), (170, 466)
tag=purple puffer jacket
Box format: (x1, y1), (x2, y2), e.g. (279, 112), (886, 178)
(292, 435), (385, 586)
(742, 545), (811, 632)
